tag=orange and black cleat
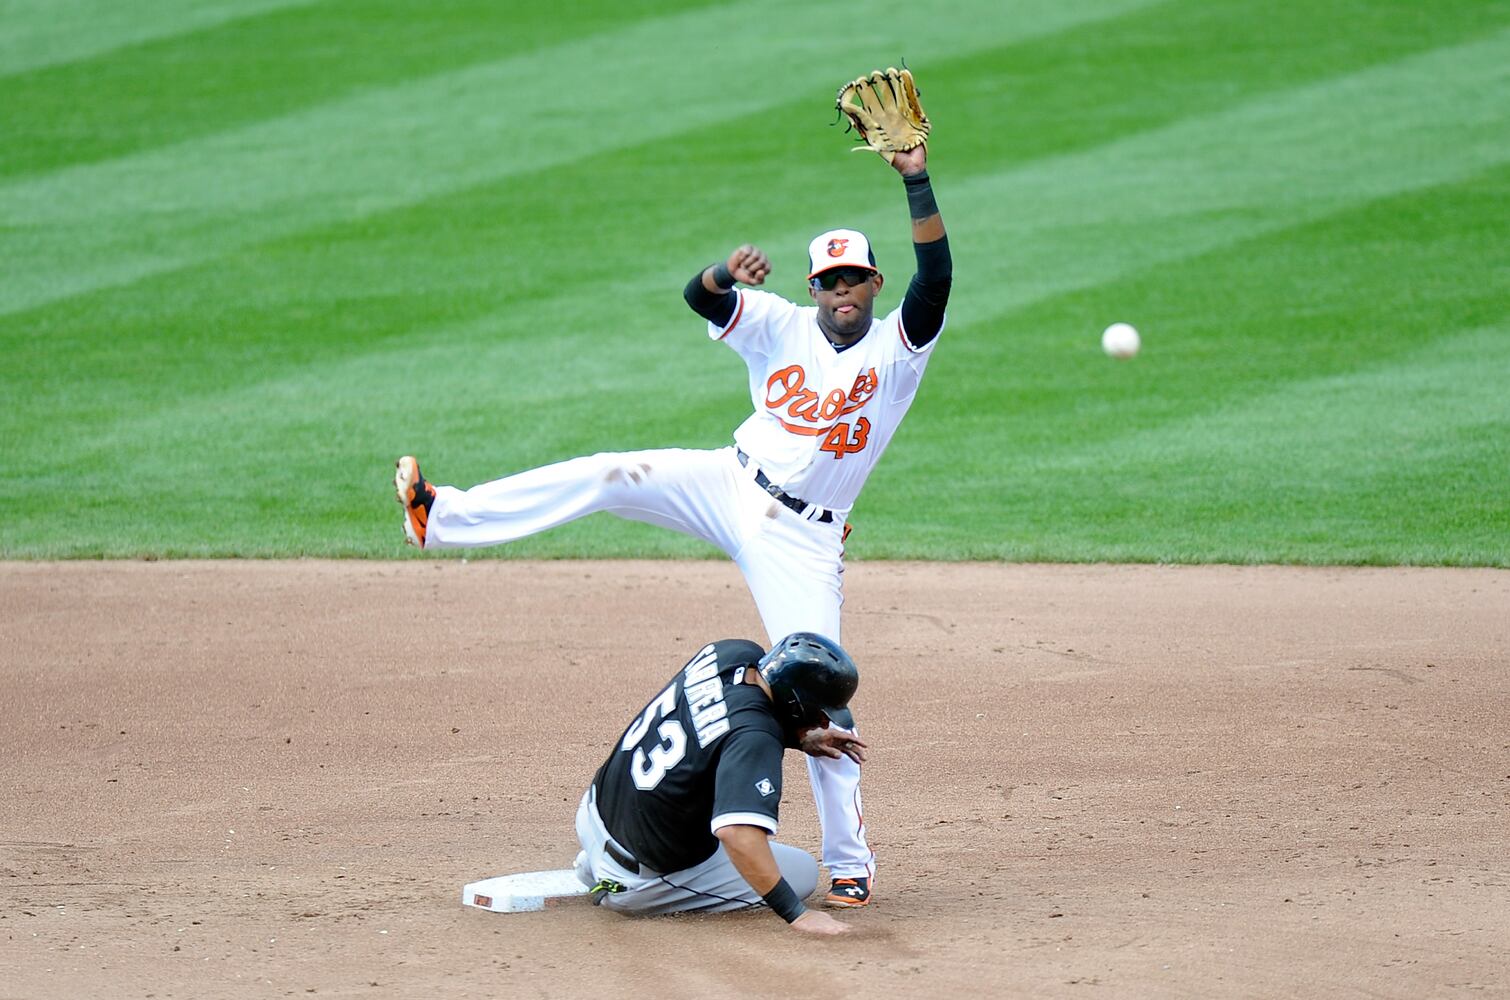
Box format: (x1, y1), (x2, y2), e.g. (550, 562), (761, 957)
(394, 455), (435, 548)
(823, 876), (871, 908)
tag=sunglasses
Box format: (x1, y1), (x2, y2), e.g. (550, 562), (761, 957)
(809, 266), (876, 291)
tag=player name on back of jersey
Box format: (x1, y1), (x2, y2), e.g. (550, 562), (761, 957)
(681, 643), (732, 748)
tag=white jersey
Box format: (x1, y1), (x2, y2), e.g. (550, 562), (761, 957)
(708, 288), (942, 513)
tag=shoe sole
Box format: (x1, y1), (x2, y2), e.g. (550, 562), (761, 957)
(823, 895), (871, 908)
(822, 887), (871, 908)
(394, 456), (426, 548)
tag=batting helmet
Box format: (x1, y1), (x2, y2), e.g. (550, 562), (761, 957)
(759, 632), (859, 730)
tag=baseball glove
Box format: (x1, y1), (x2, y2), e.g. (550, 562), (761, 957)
(835, 67), (930, 163)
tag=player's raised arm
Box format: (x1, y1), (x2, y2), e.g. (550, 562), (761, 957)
(715, 824), (850, 936)
(890, 144), (952, 349)
(835, 66), (952, 347)
(683, 245), (770, 327)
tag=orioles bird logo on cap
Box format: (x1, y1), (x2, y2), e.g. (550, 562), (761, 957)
(826, 239), (849, 258)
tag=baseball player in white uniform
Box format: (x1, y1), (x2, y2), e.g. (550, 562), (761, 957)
(395, 141), (950, 907)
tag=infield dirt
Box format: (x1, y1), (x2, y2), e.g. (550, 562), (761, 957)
(2, 561), (1506, 999)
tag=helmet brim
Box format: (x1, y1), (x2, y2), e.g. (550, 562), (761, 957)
(823, 706), (855, 731)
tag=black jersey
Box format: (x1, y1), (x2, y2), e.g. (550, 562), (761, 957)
(592, 639), (787, 875)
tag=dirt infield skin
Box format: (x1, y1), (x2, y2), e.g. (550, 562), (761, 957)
(1, 560), (1506, 1000)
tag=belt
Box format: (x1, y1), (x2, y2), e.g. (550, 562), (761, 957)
(603, 840), (640, 875)
(736, 449), (834, 523)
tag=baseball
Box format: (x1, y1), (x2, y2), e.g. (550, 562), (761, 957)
(1101, 322), (1140, 359)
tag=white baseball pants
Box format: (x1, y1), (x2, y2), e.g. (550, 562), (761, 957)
(574, 787), (818, 915)
(427, 445), (873, 880)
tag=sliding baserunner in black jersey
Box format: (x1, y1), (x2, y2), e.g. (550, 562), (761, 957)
(574, 633), (866, 936)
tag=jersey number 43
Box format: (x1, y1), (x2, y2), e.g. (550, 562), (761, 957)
(819, 416), (870, 459)
(620, 684), (686, 791)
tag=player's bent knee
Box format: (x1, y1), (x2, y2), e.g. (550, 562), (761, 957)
(771, 842), (820, 899)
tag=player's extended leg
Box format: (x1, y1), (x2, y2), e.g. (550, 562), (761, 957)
(421, 448), (745, 552)
(735, 513), (875, 895)
(804, 753), (871, 887)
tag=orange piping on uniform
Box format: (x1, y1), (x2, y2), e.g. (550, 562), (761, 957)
(774, 416), (835, 437)
(897, 316), (926, 354)
(717, 291), (746, 341)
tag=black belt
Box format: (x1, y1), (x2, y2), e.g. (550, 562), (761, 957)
(604, 839), (640, 874)
(736, 449), (834, 523)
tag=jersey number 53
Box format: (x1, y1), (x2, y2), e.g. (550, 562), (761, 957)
(620, 684), (686, 791)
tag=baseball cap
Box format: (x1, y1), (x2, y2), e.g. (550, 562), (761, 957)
(807, 228), (878, 279)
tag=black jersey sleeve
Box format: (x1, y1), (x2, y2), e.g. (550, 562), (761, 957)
(899, 234), (952, 349)
(709, 725), (785, 835)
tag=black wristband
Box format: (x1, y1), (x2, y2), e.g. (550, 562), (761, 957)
(761, 877), (808, 924)
(903, 170), (938, 220)
(711, 262), (735, 289)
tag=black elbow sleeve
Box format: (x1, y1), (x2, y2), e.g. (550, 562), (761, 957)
(912, 234), (952, 284)
(684, 271), (738, 327)
(901, 236), (953, 348)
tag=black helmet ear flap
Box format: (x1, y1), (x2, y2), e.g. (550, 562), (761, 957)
(759, 632), (859, 730)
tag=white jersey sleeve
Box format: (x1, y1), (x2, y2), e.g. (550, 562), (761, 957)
(883, 302), (941, 405)
(706, 289), (798, 363)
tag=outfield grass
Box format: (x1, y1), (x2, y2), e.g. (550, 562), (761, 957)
(3, 0), (1507, 563)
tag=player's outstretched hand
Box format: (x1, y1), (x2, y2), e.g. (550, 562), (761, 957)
(797, 723), (868, 764)
(791, 910), (851, 936)
(727, 244), (770, 286)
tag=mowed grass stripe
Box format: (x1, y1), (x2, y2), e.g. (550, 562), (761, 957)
(0, 0), (1160, 316)
(854, 28), (1510, 324)
(1, 290), (767, 558)
(0, 0), (316, 76)
(929, 168), (1510, 453)
(941, 0), (1510, 174)
(917, 324), (1510, 566)
(0, 0), (721, 179)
